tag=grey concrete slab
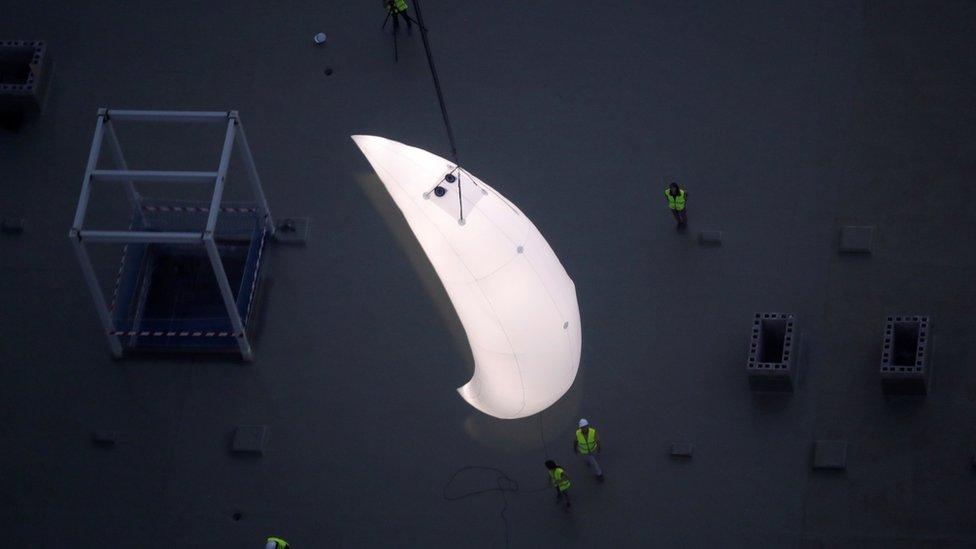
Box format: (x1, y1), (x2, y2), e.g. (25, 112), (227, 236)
(232, 425), (269, 455)
(1, 0), (976, 547)
(91, 430), (118, 445)
(840, 225), (874, 253)
(813, 440), (848, 470)
(669, 442), (694, 458)
(699, 230), (722, 245)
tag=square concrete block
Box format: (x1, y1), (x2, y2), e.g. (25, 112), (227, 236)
(0, 40), (52, 114)
(840, 225), (874, 253)
(881, 315), (931, 395)
(273, 217), (310, 244)
(232, 425), (269, 454)
(699, 230), (722, 245)
(670, 442), (694, 457)
(813, 440), (847, 470)
(747, 313), (799, 392)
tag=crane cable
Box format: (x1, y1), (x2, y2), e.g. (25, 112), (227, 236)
(412, 0), (465, 223)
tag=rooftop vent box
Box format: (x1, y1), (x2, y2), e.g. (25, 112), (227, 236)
(0, 40), (52, 114)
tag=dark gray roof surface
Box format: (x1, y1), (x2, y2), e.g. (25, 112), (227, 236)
(2, 1), (975, 547)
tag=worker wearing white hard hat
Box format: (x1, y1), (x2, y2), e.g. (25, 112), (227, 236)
(266, 536), (290, 549)
(573, 418), (604, 481)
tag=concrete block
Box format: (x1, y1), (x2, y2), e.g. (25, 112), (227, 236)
(273, 217), (310, 244)
(92, 430), (118, 444)
(839, 225), (874, 253)
(881, 315), (931, 395)
(232, 425), (268, 454)
(0, 40), (52, 114)
(747, 312), (798, 392)
(812, 440), (847, 470)
(670, 442), (694, 457)
(699, 230), (722, 244)
(1, 217), (24, 233)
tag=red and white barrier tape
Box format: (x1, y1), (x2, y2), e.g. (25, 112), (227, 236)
(142, 205), (256, 213)
(110, 330), (239, 337)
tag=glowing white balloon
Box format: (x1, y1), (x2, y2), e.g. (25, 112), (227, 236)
(353, 135), (581, 419)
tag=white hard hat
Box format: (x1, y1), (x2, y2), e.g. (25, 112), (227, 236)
(578, 418), (589, 428)
(266, 542), (277, 549)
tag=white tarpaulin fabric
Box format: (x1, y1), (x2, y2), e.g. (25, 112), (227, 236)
(353, 135), (582, 419)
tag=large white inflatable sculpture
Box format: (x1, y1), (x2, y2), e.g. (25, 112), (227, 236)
(353, 136), (582, 419)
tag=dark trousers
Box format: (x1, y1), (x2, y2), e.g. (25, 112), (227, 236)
(391, 10), (412, 30)
(671, 208), (688, 226)
(555, 488), (571, 506)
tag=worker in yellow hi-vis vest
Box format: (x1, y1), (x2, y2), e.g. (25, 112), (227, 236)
(545, 460), (572, 510)
(665, 182), (688, 229)
(384, 0), (413, 32)
(265, 536), (290, 549)
(573, 418), (604, 481)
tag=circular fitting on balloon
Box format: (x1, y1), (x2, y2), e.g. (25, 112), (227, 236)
(434, 186), (446, 197)
(444, 173), (457, 183)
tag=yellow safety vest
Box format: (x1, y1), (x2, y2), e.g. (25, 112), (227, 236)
(266, 537), (289, 549)
(576, 428), (598, 454)
(390, 0), (408, 13)
(549, 467), (571, 491)
(665, 188), (686, 211)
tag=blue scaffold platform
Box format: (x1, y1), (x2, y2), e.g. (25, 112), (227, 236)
(108, 200), (267, 353)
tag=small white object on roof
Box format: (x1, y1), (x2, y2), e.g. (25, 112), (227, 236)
(313, 32), (327, 44)
(352, 135), (582, 419)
